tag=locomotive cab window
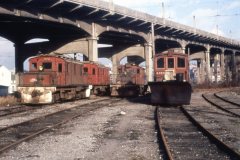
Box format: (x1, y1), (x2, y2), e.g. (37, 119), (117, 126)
(58, 64), (62, 72)
(157, 58), (164, 68)
(83, 67), (88, 75)
(177, 57), (185, 68)
(137, 69), (140, 74)
(31, 63), (37, 70)
(167, 58), (174, 68)
(42, 62), (52, 70)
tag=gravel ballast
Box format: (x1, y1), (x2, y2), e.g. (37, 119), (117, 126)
(0, 98), (161, 160)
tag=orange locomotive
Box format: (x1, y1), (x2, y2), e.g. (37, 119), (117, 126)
(17, 54), (110, 104)
(148, 50), (192, 105)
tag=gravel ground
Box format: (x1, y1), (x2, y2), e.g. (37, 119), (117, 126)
(185, 90), (240, 154)
(0, 97), (108, 129)
(0, 97), (161, 160)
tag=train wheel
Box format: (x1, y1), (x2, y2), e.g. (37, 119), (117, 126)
(53, 93), (60, 103)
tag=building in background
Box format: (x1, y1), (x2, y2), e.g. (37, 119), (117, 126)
(0, 65), (16, 96)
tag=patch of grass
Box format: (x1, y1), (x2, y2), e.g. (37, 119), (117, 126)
(0, 96), (18, 107)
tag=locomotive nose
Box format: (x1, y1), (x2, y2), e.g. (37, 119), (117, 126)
(31, 90), (42, 98)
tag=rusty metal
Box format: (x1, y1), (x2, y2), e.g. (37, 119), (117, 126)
(214, 92), (240, 106)
(157, 106), (236, 159)
(110, 63), (147, 97)
(156, 108), (174, 160)
(149, 81), (192, 105)
(0, 98), (116, 154)
(17, 54), (110, 104)
(202, 93), (240, 117)
(149, 51), (192, 105)
(181, 106), (240, 159)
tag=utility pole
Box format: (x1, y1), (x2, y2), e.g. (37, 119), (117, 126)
(193, 15), (196, 33)
(162, 2), (165, 19)
(161, 2), (165, 24)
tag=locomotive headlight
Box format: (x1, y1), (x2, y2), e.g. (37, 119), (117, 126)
(39, 65), (43, 71)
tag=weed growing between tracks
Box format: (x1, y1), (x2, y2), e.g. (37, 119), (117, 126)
(0, 96), (17, 107)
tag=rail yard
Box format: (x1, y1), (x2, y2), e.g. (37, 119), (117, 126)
(0, 0), (240, 160)
(0, 88), (239, 160)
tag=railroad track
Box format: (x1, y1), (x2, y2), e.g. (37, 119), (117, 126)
(0, 98), (120, 154)
(202, 93), (240, 117)
(0, 105), (43, 117)
(157, 106), (239, 160)
(214, 91), (240, 106)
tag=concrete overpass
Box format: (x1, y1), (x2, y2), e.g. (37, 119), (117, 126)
(0, 0), (240, 83)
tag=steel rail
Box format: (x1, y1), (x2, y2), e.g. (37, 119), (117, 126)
(181, 106), (240, 159)
(214, 92), (240, 107)
(202, 94), (240, 118)
(0, 98), (109, 132)
(0, 106), (40, 117)
(0, 98), (116, 154)
(156, 107), (174, 160)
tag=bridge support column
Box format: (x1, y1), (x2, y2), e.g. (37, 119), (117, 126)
(87, 37), (98, 61)
(15, 41), (24, 73)
(205, 48), (211, 83)
(144, 43), (153, 82)
(181, 47), (186, 54)
(213, 54), (220, 83)
(225, 55), (231, 84)
(112, 54), (120, 75)
(220, 51), (225, 82)
(232, 51), (237, 84)
(199, 59), (205, 84)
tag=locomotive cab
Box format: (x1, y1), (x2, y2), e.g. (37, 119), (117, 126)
(154, 52), (188, 82)
(148, 50), (192, 105)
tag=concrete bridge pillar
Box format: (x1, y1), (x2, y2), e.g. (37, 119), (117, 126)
(225, 55), (231, 84)
(213, 54), (220, 83)
(87, 37), (98, 62)
(232, 51), (237, 84)
(200, 60), (206, 84)
(144, 43), (153, 82)
(111, 54), (120, 80)
(15, 41), (25, 73)
(181, 47), (186, 54)
(220, 51), (225, 82)
(205, 48), (211, 83)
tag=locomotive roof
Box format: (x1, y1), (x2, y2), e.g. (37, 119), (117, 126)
(29, 54), (108, 68)
(118, 63), (145, 70)
(155, 50), (188, 57)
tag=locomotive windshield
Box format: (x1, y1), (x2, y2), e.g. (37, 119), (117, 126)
(42, 62), (52, 70)
(83, 67), (88, 75)
(177, 57), (185, 68)
(157, 58), (164, 68)
(167, 58), (174, 68)
(31, 63), (37, 70)
(58, 64), (62, 72)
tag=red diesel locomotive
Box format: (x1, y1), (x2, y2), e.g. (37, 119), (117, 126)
(148, 50), (192, 105)
(17, 54), (110, 104)
(110, 63), (147, 97)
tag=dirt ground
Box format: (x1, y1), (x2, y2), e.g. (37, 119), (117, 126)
(0, 96), (162, 160)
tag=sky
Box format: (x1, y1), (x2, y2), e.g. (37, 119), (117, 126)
(0, 0), (239, 70)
